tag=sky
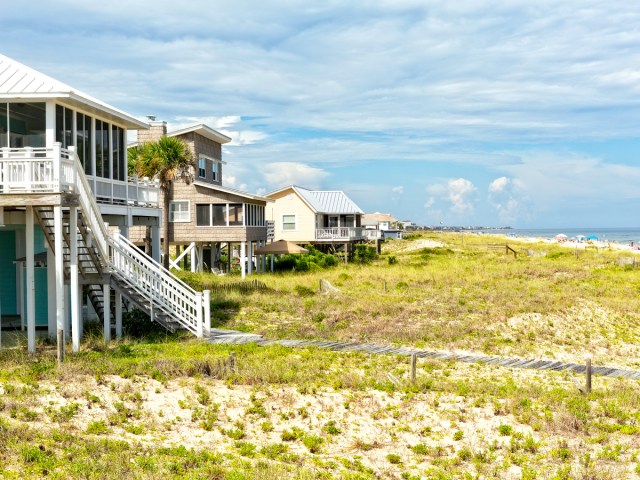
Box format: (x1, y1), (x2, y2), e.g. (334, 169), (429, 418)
(2, 1), (640, 228)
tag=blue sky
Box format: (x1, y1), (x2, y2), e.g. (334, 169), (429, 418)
(3, 1), (640, 228)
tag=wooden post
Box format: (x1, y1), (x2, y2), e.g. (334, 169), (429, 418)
(410, 353), (417, 384)
(586, 358), (592, 394)
(383, 280), (387, 292)
(57, 329), (64, 363)
(229, 352), (236, 373)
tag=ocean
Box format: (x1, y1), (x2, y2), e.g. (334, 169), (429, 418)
(475, 227), (640, 244)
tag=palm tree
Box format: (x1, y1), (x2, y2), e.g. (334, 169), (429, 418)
(130, 136), (194, 269)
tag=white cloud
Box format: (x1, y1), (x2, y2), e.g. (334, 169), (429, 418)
(447, 178), (477, 216)
(424, 178), (477, 220)
(391, 185), (404, 195)
(488, 176), (509, 193)
(261, 162), (330, 190)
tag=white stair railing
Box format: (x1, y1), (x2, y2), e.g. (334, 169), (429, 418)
(66, 147), (204, 337)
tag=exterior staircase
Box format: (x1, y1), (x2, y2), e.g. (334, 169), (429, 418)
(2, 145), (208, 338)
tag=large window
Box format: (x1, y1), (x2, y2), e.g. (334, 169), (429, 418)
(76, 112), (92, 174)
(212, 205), (226, 226)
(196, 204), (244, 227)
(228, 204), (243, 226)
(282, 215), (296, 231)
(112, 125), (125, 181)
(95, 119), (110, 178)
(196, 204), (210, 226)
(169, 201), (190, 222)
(55, 105), (73, 148)
(0, 102), (46, 148)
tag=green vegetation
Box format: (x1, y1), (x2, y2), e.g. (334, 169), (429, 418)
(1, 232), (640, 478)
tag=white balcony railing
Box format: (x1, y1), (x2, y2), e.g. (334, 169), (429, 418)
(315, 227), (363, 240)
(363, 229), (383, 240)
(0, 144), (159, 207)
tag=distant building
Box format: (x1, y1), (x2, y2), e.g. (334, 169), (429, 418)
(265, 185), (365, 257)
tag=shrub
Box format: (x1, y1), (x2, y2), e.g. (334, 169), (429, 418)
(386, 453), (402, 464)
(387, 255), (397, 265)
(354, 245), (378, 264)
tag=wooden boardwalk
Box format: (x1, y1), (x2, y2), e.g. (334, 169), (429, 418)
(207, 329), (640, 380)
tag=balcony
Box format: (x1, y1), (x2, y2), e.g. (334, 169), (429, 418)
(315, 227), (364, 241)
(362, 229), (383, 240)
(0, 144), (159, 207)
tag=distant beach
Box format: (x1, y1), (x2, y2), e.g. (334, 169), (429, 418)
(473, 227), (640, 254)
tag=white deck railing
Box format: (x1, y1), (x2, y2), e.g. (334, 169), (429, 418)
(315, 227), (364, 240)
(363, 229), (383, 240)
(0, 144), (159, 207)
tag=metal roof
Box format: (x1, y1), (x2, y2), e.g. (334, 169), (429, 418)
(0, 53), (148, 129)
(291, 186), (363, 214)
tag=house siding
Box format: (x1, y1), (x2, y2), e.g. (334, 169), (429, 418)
(129, 181), (267, 244)
(267, 188), (316, 242)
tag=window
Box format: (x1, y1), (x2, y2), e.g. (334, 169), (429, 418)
(196, 204), (210, 226)
(212, 205), (226, 226)
(0, 102), (46, 149)
(228, 204), (243, 226)
(282, 215), (296, 231)
(212, 160), (219, 181)
(112, 125), (125, 181)
(76, 112), (92, 174)
(55, 105), (73, 149)
(169, 201), (190, 222)
(198, 157), (206, 178)
(95, 119), (109, 178)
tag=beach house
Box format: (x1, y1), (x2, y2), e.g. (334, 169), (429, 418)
(361, 212), (403, 240)
(0, 53), (210, 355)
(265, 185), (365, 258)
(130, 121), (271, 278)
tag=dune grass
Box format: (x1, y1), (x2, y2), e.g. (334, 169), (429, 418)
(181, 232), (640, 369)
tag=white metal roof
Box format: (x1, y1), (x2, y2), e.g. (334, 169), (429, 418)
(268, 185), (364, 214)
(0, 53), (149, 129)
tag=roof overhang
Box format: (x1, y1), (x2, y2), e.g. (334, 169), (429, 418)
(193, 181), (273, 202)
(169, 124), (231, 144)
(2, 92), (149, 130)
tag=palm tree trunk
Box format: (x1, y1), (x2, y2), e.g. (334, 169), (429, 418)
(163, 187), (171, 269)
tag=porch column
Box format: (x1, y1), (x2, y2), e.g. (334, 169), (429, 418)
(54, 205), (65, 359)
(70, 206), (81, 352)
(115, 291), (122, 339)
(270, 254), (274, 272)
(240, 241), (246, 279)
(198, 243), (204, 271)
(25, 206), (36, 354)
(103, 283), (111, 342)
(151, 226), (161, 263)
(210, 243), (217, 272)
(248, 242), (253, 275)
(227, 243), (232, 273)
(190, 243), (197, 272)
(47, 245), (56, 338)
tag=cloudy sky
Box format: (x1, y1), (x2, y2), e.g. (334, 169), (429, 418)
(3, 1), (640, 227)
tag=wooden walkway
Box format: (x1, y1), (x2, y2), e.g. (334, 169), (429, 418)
(207, 329), (640, 380)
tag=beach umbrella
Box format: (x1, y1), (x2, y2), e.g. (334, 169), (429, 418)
(253, 240), (309, 255)
(555, 233), (568, 241)
(576, 235), (586, 242)
(587, 235), (599, 241)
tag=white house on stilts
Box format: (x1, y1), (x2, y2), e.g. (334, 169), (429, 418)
(0, 54), (210, 355)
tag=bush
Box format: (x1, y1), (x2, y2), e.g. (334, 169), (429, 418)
(274, 246), (339, 272)
(122, 309), (168, 339)
(353, 245), (378, 264)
